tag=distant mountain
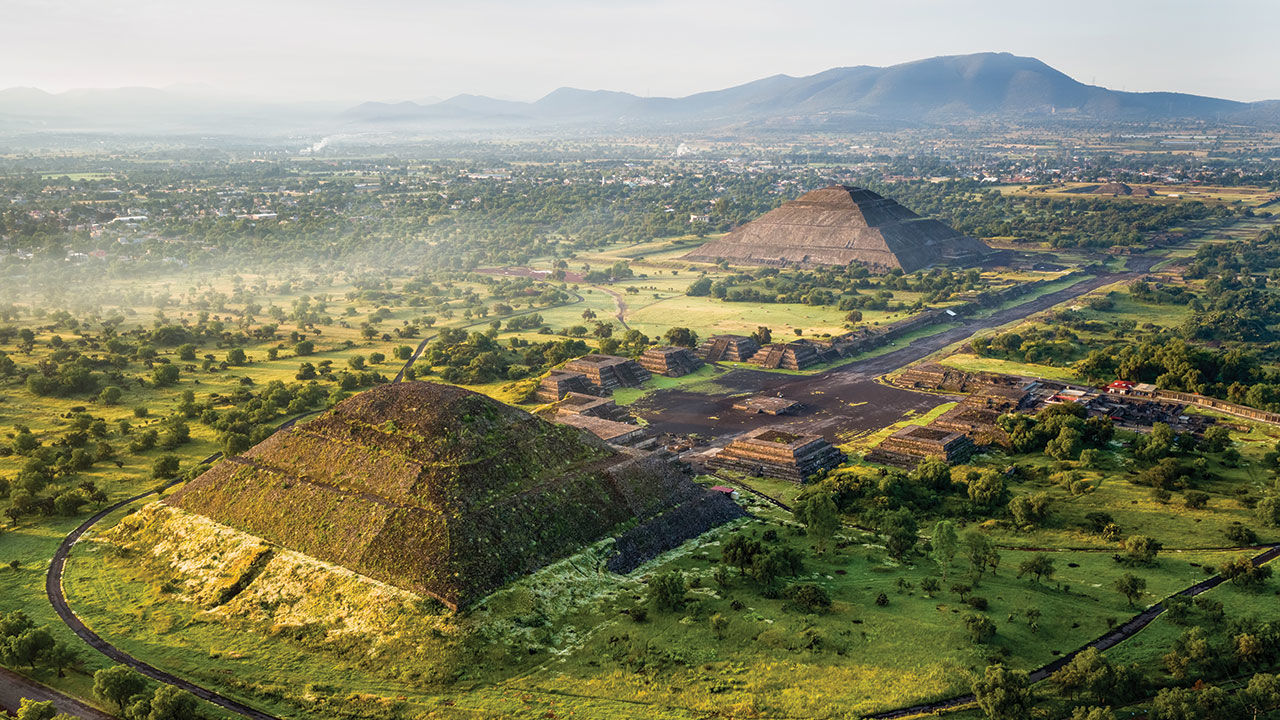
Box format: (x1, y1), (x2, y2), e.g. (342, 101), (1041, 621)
(343, 53), (1262, 130)
(2, 53), (1274, 137)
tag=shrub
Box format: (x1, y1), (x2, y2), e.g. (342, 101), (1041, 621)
(965, 614), (997, 643)
(648, 570), (686, 612)
(788, 584), (832, 613)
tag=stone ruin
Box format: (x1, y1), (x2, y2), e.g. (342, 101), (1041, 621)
(749, 340), (829, 371)
(866, 425), (977, 468)
(697, 334), (761, 363)
(564, 354), (652, 392)
(639, 346), (705, 377)
(535, 369), (604, 403)
(706, 426), (845, 483)
(552, 391), (631, 422)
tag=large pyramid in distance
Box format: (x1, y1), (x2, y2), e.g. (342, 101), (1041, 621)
(167, 382), (742, 610)
(685, 185), (995, 272)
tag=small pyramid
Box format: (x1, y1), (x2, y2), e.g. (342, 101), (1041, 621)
(684, 185), (994, 272)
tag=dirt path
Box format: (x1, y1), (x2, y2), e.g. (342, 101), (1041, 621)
(0, 667), (114, 720)
(593, 285), (630, 330)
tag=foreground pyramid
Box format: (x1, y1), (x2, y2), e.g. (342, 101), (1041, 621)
(168, 382), (741, 610)
(685, 185), (994, 272)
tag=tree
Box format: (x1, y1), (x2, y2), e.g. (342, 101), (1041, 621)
(966, 614), (997, 644)
(98, 386), (123, 405)
(649, 570), (686, 612)
(721, 535), (762, 576)
(1242, 673), (1280, 720)
(221, 432), (251, 457)
(1183, 491), (1210, 509)
(1051, 648), (1116, 703)
(1008, 493), (1051, 529)
(686, 277), (713, 297)
(1046, 427), (1083, 461)
(881, 508), (918, 561)
(750, 326), (772, 346)
(151, 455), (180, 480)
(709, 613), (729, 639)
(972, 664), (1030, 720)
(1219, 555), (1273, 589)
(15, 699), (57, 720)
(1123, 535), (1161, 566)
(1256, 495), (1280, 527)
(931, 520), (959, 580)
(347, 355), (366, 371)
(43, 642), (77, 677)
(294, 340), (315, 356)
(662, 327), (698, 348)
(1152, 685), (1239, 720)
(963, 530), (1000, 584)
(788, 584), (832, 613)
(142, 685), (204, 720)
(151, 364), (179, 387)
(911, 458), (952, 491)
(1017, 554), (1055, 584)
(1114, 573), (1146, 607)
(794, 492), (839, 552)
(94, 665), (148, 712)
(225, 348), (246, 365)
(967, 471), (1005, 507)
(1, 626), (54, 669)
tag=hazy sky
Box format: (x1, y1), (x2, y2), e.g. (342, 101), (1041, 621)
(5, 0), (1277, 102)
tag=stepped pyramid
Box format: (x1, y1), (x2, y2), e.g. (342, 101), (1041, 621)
(685, 185), (995, 272)
(167, 382), (741, 610)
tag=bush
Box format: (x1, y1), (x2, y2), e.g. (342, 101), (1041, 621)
(1183, 491), (1210, 509)
(965, 614), (997, 643)
(787, 584), (832, 613)
(874, 592), (889, 607)
(649, 570), (686, 612)
(1225, 523), (1258, 546)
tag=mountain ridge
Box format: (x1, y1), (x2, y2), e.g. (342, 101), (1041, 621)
(4, 53), (1275, 134)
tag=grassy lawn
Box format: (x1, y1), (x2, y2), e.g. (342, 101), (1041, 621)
(57, 498), (1251, 720)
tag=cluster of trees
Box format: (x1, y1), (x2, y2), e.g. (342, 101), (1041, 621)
(93, 665), (205, 720)
(971, 326), (1084, 366)
(0, 611), (78, 678)
(973, 650), (1280, 720)
(881, 179), (1245, 248)
(688, 265), (986, 311)
(416, 326), (591, 385)
(996, 403), (1114, 459)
